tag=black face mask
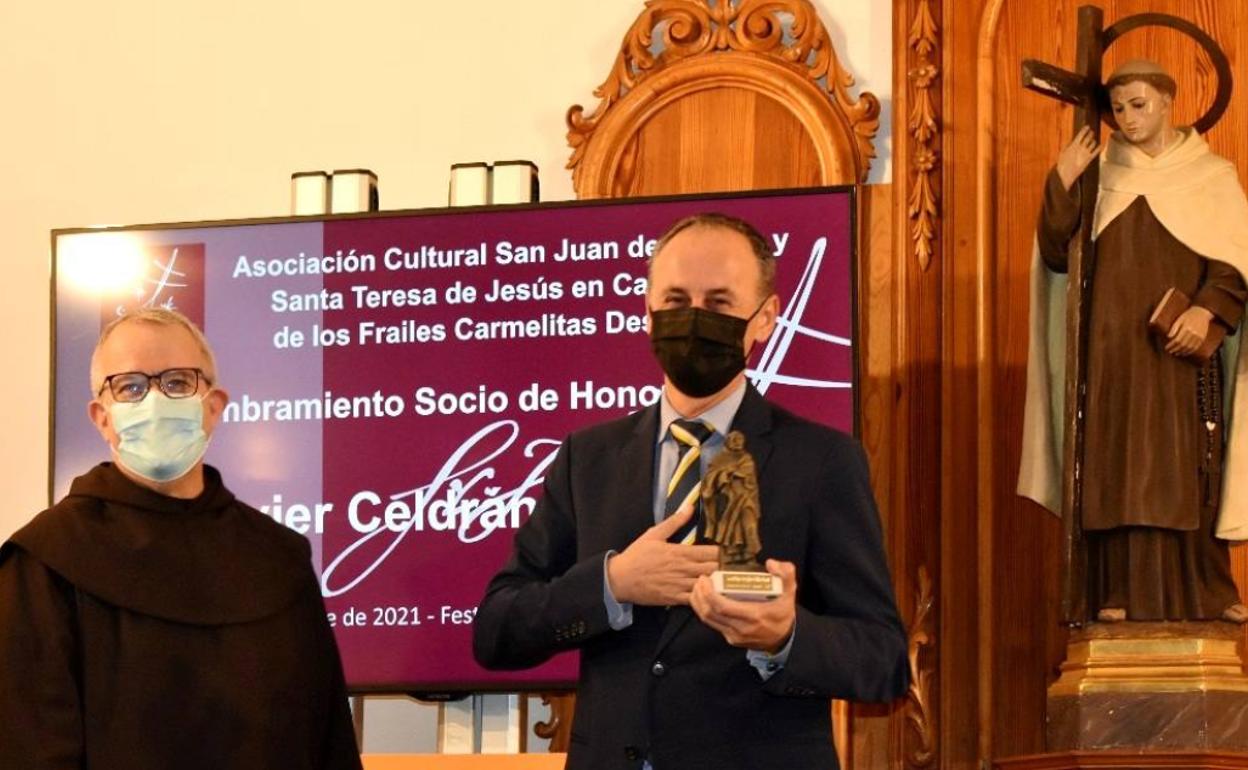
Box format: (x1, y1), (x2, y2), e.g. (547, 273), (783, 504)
(649, 303), (764, 398)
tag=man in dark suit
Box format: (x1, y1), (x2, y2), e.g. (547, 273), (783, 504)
(473, 213), (908, 770)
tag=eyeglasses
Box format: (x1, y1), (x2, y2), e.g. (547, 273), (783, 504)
(97, 367), (211, 403)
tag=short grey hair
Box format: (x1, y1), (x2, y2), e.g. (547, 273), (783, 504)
(89, 308), (218, 395)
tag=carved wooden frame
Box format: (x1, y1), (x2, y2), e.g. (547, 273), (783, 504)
(566, 0), (880, 197)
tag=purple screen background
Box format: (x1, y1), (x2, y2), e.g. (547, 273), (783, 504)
(52, 189), (855, 691)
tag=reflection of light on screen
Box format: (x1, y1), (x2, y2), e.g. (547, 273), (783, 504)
(59, 233), (145, 294)
(233, 429), (286, 482)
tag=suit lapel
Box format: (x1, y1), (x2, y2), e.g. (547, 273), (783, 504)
(617, 403), (660, 544)
(653, 385), (775, 656)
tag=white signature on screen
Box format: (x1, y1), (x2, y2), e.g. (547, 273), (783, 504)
(114, 247), (188, 316)
(320, 421), (560, 597)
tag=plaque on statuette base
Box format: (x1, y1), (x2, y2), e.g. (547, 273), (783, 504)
(710, 570), (782, 602)
(701, 431), (780, 602)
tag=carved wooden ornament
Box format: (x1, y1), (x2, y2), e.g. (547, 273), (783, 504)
(566, 0), (880, 197)
(535, 692), (575, 753)
(906, 0), (940, 272)
(905, 565), (936, 768)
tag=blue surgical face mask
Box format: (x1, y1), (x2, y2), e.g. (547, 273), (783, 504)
(109, 392), (210, 483)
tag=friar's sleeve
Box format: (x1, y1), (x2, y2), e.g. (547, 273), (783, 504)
(1038, 168), (1082, 273)
(0, 544), (84, 768)
(311, 583), (365, 770)
(1193, 258), (1248, 331)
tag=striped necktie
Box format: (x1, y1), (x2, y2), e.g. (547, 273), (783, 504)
(665, 419), (714, 545)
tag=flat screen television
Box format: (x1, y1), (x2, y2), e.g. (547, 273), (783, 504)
(51, 187), (857, 692)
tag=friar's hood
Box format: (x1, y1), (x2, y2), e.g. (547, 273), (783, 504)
(5, 463), (313, 625)
(1095, 128), (1248, 278)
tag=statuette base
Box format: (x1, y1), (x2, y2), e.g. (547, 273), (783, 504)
(711, 570), (781, 601)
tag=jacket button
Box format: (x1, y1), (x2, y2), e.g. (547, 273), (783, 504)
(624, 745), (641, 760)
(651, 661), (667, 677)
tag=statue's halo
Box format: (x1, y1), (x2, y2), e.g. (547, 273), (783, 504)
(1101, 12), (1232, 134)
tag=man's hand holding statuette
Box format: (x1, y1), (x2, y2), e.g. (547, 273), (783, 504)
(606, 503), (719, 607)
(690, 558), (797, 654)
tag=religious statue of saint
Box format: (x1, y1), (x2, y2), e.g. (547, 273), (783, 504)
(1019, 59), (1248, 624)
(702, 431), (763, 572)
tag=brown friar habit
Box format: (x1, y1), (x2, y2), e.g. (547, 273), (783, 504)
(1032, 130), (1248, 620)
(0, 463), (362, 770)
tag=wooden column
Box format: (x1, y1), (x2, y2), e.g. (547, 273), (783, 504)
(848, 2), (947, 769)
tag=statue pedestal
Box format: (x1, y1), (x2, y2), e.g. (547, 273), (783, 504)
(1046, 622), (1248, 752)
(994, 750), (1248, 769)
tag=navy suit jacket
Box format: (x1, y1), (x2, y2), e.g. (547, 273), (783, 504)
(473, 386), (908, 770)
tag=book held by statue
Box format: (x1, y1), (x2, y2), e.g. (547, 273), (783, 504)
(1148, 287), (1226, 363)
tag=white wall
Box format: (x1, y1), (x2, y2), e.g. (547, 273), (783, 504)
(0, 0), (889, 750)
(0, 0), (890, 537)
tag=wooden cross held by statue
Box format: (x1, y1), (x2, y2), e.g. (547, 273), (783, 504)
(1020, 6), (1233, 623)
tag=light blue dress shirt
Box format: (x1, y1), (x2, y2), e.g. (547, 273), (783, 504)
(601, 382), (794, 680)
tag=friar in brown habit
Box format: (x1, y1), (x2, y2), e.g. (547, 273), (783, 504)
(0, 308), (362, 769)
(1019, 59), (1248, 624)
